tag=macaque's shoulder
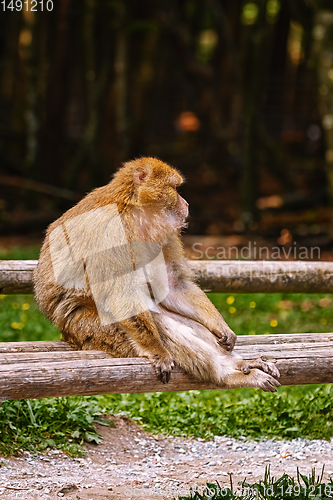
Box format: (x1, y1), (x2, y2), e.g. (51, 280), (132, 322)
(45, 185), (113, 236)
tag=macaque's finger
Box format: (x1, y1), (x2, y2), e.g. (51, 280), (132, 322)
(216, 330), (237, 352)
(238, 358), (280, 379)
(159, 369), (171, 384)
(257, 361), (280, 379)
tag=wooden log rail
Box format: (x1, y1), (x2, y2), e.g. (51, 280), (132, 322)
(0, 333), (333, 400)
(1, 259), (333, 294)
(0, 259), (333, 400)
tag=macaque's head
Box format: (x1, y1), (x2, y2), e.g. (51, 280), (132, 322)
(112, 157), (189, 224)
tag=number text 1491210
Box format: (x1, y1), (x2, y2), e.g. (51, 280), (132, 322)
(2, 0), (53, 11)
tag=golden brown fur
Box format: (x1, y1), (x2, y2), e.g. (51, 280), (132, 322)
(34, 157), (280, 391)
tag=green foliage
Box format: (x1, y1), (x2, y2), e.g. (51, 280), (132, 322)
(0, 245), (59, 342)
(0, 246), (40, 260)
(0, 291), (331, 344)
(178, 466), (333, 499)
(0, 397), (113, 456)
(1, 384), (333, 458)
(0, 294), (60, 342)
(98, 383), (333, 441)
(209, 293), (333, 335)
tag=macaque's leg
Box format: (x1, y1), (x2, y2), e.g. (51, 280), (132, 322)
(152, 311), (280, 391)
(61, 306), (174, 384)
(161, 282), (237, 351)
(120, 313), (175, 383)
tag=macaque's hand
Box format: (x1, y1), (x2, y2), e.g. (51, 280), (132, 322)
(214, 327), (237, 351)
(149, 354), (175, 384)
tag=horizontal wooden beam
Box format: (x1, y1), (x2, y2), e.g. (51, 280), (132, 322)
(0, 260), (37, 294)
(0, 333), (332, 400)
(192, 260), (333, 293)
(1, 260), (333, 294)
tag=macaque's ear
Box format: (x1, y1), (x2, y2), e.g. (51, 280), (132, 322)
(134, 166), (150, 185)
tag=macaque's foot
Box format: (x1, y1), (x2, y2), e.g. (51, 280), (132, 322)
(236, 358), (280, 379)
(231, 358), (280, 392)
(248, 369), (281, 392)
(149, 354), (175, 384)
(216, 328), (237, 351)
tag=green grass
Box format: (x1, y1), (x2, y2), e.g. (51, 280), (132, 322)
(0, 245), (40, 260)
(96, 383), (333, 441)
(178, 466), (333, 499)
(2, 383), (333, 456)
(0, 397), (113, 456)
(0, 294), (60, 342)
(0, 291), (331, 343)
(208, 292), (333, 335)
(0, 245), (60, 342)
(1, 245), (333, 456)
(1, 291), (331, 343)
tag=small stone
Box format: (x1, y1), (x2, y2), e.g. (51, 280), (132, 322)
(44, 489), (50, 494)
(59, 484), (78, 494)
(57, 494), (64, 498)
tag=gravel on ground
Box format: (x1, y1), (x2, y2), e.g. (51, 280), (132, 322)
(1, 416), (333, 499)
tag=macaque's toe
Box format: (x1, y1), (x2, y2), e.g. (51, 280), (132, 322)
(262, 375), (281, 392)
(150, 355), (175, 384)
(251, 369), (281, 392)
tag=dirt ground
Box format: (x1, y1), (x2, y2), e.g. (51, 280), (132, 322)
(1, 416), (333, 499)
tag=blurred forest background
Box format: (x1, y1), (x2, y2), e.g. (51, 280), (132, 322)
(1, 0), (333, 258)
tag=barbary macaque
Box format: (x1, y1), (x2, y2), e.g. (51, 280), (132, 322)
(34, 157), (280, 391)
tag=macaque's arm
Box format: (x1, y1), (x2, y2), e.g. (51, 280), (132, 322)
(160, 234), (236, 350)
(161, 279), (236, 351)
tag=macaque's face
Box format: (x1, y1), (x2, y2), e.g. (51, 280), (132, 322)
(132, 158), (189, 223)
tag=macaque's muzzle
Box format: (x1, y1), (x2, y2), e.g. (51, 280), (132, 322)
(177, 194), (189, 219)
